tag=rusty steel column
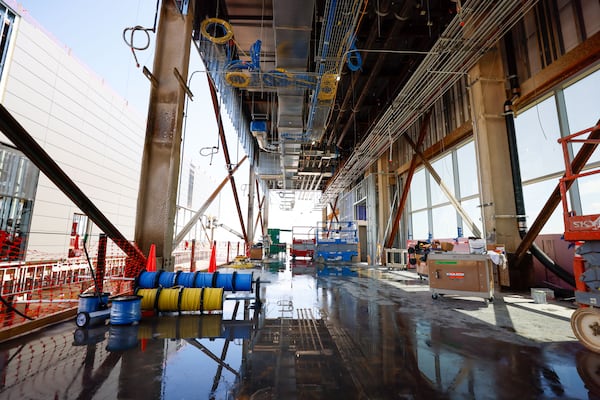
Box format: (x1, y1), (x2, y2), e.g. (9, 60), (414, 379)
(247, 166), (256, 244)
(134, 0), (195, 270)
(207, 78), (248, 245)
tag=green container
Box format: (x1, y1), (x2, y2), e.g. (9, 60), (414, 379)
(268, 229), (284, 254)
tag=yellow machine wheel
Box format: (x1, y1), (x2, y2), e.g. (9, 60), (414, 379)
(571, 307), (600, 353)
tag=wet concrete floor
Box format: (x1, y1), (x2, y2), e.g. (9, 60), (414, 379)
(0, 260), (597, 399)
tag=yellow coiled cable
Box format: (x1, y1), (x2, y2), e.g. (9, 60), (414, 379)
(157, 287), (182, 312)
(136, 288), (158, 311)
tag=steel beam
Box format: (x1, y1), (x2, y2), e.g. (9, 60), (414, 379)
(134, 0), (195, 269)
(173, 156), (247, 248)
(514, 122), (600, 258)
(207, 77), (248, 244)
(0, 105), (145, 264)
(384, 112), (431, 249)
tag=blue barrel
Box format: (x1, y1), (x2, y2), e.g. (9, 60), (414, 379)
(176, 272), (196, 288)
(110, 295), (142, 325)
(106, 325), (139, 352)
(194, 272), (214, 288)
(78, 292), (109, 313)
(158, 271), (176, 288)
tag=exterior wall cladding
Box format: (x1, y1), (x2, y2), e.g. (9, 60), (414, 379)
(0, 6), (146, 259)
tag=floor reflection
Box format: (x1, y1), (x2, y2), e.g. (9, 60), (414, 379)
(0, 260), (598, 399)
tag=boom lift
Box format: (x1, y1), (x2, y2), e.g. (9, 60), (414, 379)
(558, 122), (600, 352)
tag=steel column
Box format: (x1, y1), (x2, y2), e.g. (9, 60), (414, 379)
(134, 0), (195, 269)
(247, 166), (256, 244)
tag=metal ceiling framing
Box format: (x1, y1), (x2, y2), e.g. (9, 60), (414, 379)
(320, 0), (540, 206)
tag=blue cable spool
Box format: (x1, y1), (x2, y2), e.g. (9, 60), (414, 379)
(233, 272), (253, 291)
(194, 272), (214, 288)
(110, 295), (142, 325)
(77, 292), (109, 313)
(175, 271), (196, 288)
(158, 271), (176, 288)
(215, 272), (253, 291)
(137, 271), (159, 289)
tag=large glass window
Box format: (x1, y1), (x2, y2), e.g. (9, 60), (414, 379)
(0, 4), (15, 80)
(430, 154), (454, 206)
(522, 179), (564, 234)
(410, 169), (427, 210)
(456, 142), (478, 197)
(410, 209), (428, 240)
(513, 66), (600, 234)
(432, 205), (456, 239)
(563, 68), (600, 164)
(514, 96), (563, 181)
(408, 141), (480, 241)
(0, 144), (39, 261)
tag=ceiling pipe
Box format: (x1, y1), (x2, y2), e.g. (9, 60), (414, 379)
(321, 0), (540, 206)
(332, 2), (414, 148)
(326, 0), (396, 148)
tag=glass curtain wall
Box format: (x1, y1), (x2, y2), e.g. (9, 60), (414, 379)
(407, 141), (482, 242)
(514, 67), (600, 233)
(0, 144), (40, 260)
(407, 67), (600, 242)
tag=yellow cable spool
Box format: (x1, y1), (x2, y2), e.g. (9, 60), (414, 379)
(318, 73), (339, 101)
(136, 288), (158, 311)
(157, 287), (182, 312)
(225, 70), (251, 88)
(200, 18), (233, 45)
(202, 287), (224, 312)
(180, 288), (203, 312)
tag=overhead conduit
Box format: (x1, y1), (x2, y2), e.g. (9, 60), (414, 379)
(320, 0), (541, 206)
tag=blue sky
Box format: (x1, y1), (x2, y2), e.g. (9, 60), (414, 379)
(17, 0), (158, 113)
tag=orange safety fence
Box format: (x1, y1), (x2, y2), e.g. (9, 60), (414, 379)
(0, 236), (246, 338)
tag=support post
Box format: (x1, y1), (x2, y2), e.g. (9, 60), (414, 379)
(134, 0), (195, 270)
(96, 234), (107, 294)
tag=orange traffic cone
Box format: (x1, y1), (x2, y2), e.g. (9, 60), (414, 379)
(146, 244), (156, 272)
(208, 242), (217, 273)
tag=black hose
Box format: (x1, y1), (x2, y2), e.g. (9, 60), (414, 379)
(82, 236), (107, 309)
(0, 294), (34, 320)
(503, 34), (575, 287)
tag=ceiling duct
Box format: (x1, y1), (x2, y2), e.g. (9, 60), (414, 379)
(273, 0), (315, 191)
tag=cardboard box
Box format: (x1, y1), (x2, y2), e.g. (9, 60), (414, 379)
(249, 248), (263, 260)
(440, 242), (454, 251)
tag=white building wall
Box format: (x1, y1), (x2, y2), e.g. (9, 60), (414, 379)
(0, 11), (146, 259)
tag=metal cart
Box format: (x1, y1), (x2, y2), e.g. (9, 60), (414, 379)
(427, 253), (494, 304)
